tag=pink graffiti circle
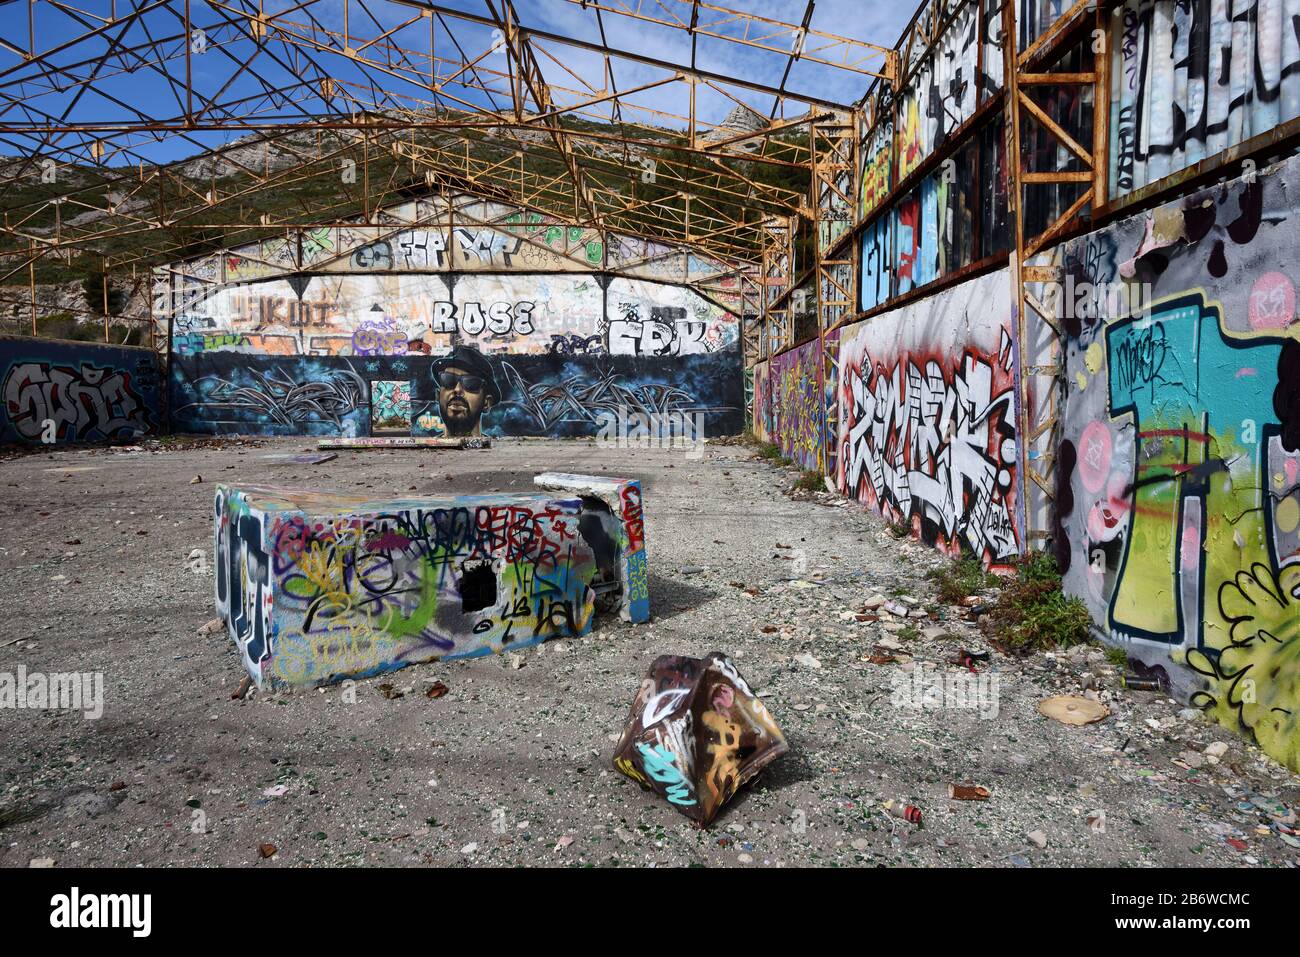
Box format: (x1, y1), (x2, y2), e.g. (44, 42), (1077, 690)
(1077, 420), (1112, 494)
(1249, 271), (1296, 330)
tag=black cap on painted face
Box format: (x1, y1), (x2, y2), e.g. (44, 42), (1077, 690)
(429, 345), (500, 403)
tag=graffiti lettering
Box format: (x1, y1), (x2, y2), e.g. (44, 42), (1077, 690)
(3, 360), (153, 442)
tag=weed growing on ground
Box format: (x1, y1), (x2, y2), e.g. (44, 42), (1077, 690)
(986, 552), (1091, 653)
(794, 470), (824, 491)
(927, 554), (996, 605)
(886, 518), (911, 539)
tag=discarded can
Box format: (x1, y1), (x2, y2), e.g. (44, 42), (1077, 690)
(1123, 674), (1162, 691)
(883, 799), (922, 826)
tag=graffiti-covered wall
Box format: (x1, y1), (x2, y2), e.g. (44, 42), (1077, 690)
(893, 0), (1002, 184)
(835, 269), (1022, 568)
(1054, 155), (1300, 768)
(751, 358), (772, 443)
(768, 338), (825, 471)
(172, 350), (742, 439)
(860, 111), (1010, 312)
(0, 336), (160, 445)
(173, 272), (737, 361)
(162, 193), (746, 440)
(855, 0), (1011, 315)
(1107, 0), (1300, 199)
(168, 273), (742, 439)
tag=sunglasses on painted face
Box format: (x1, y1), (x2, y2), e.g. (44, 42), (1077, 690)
(437, 371), (485, 394)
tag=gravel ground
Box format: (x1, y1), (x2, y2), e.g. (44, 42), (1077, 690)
(1, 436), (1298, 868)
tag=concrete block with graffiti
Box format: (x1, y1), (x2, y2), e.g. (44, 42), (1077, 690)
(613, 652), (787, 827)
(215, 477), (650, 690)
(1052, 155), (1300, 770)
(533, 473), (650, 624)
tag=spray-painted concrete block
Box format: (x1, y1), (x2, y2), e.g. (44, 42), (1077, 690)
(613, 652), (787, 827)
(533, 473), (650, 623)
(214, 481), (636, 689)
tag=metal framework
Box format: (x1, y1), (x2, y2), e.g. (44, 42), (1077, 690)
(1004, 0), (1107, 545)
(758, 213), (792, 358)
(0, 0), (899, 330)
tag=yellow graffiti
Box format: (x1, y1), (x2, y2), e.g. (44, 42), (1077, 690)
(861, 142), (892, 219)
(895, 96), (924, 182)
(701, 709), (741, 805)
(1187, 562), (1300, 769)
(273, 620), (398, 683)
(615, 756), (649, 786)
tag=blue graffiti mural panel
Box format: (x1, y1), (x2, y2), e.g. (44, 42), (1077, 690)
(1, 337), (160, 444)
(172, 351), (743, 439)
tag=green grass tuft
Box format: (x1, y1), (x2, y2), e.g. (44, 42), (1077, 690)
(986, 552), (1092, 653)
(793, 470), (824, 491)
(928, 554), (996, 605)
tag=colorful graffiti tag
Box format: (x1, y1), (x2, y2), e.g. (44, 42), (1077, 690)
(768, 338), (824, 472)
(172, 272), (735, 360)
(1, 337), (160, 444)
(836, 269), (1021, 567)
(370, 380), (411, 432)
(1055, 157), (1300, 769)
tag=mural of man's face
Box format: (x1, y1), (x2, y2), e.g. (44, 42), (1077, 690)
(437, 365), (493, 436)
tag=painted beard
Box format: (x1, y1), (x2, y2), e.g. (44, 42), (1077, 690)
(441, 396), (478, 435)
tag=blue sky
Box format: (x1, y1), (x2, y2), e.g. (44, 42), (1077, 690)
(0, 1), (916, 167)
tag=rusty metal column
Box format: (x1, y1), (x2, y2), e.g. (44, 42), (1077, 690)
(810, 112), (856, 477)
(1002, 0), (1107, 551)
(102, 258), (110, 342)
(28, 246), (36, 336)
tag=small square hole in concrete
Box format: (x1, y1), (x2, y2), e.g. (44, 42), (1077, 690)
(459, 559), (497, 613)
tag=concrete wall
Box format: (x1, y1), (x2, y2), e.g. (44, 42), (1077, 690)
(0, 336), (160, 444)
(172, 350), (742, 439)
(1053, 155), (1300, 769)
(170, 271), (742, 439)
(172, 272), (737, 359)
(834, 268), (1022, 569)
(766, 337), (825, 471)
(162, 194), (746, 440)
